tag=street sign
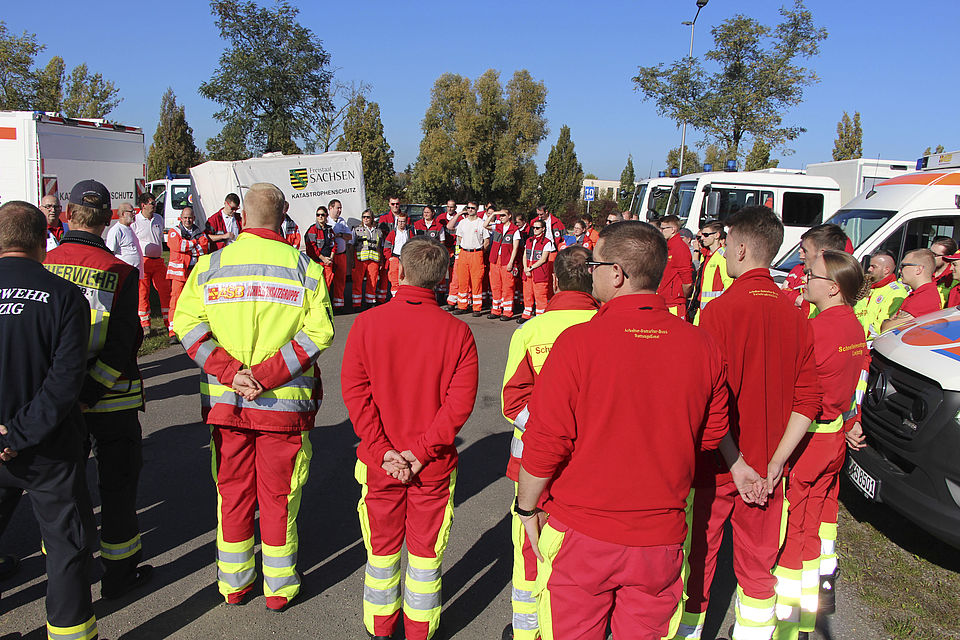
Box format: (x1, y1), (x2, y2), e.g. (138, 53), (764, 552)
(584, 186), (595, 201)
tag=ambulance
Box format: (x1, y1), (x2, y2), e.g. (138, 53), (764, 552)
(0, 110), (146, 216)
(664, 168), (842, 262)
(146, 175), (193, 231)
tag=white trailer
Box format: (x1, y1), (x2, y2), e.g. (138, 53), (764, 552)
(805, 158), (913, 206)
(188, 151), (367, 246)
(0, 111), (146, 217)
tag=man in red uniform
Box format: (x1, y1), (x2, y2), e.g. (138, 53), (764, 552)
(881, 248), (942, 332)
(675, 206), (821, 640)
(930, 236), (957, 303)
(41, 194), (66, 242)
(167, 207), (210, 342)
(657, 215), (694, 317)
(501, 245), (598, 640)
(304, 205), (335, 289)
(281, 202), (301, 248)
(487, 210), (522, 320)
(131, 192), (171, 334)
(342, 236), (478, 640)
(205, 193), (242, 252)
(780, 224), (848, 309)
(447, 202), (490, 316)
(328, 199), (353, 310)
(375, 197), (402, 303)
(45, 179), (154, 600)
(517, 221), (729, 640)
(383, 212), (412, 298)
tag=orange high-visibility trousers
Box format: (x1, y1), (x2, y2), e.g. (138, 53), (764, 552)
(521, 277), (549, 318)
(353, 260), (380, 307)
(446, 255), (459, 306)
(138, 256), (170, 330)
(168, 278), (187, 337)
(332, 252), (347, 308)
(456, 250), (485, 311)
(489, 263), (517, 317)
(387, 257), (401, 296)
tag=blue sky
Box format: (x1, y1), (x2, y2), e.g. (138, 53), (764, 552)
(5, 0), (958, 180)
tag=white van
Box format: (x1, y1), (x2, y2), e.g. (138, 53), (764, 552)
(147, 176), (194, 231)
(630, 176), (676, 221)
(664, 170), (842, 262)
(806, 158), (914, 207)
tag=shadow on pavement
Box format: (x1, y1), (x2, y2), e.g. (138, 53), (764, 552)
(117, 583), (222, 639)
(454, 431), (510, 507)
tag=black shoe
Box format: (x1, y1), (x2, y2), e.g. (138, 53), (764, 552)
(471, 311), (485, 317)
(501, 623), (513, 640)
(167, 336), (178, 345)
(452, 308), (469, 315)
(0, 554), (19, 581)
(516, 317), (529, 324)
(441, 304), (457, 311)
(486, 313), (500, 319)
(101, 564), (153, 600)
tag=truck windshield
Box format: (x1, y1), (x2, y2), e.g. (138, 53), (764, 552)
(666, 181), (698, 224)
(631, 184), (648, 219)
(775, 208), (896, 271)
(170, 185), (191, 210)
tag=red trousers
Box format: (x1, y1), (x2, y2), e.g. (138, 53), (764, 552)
(683, 475), (783, 610)
(332, 252), (347, 307)
(211, 426), (311, 609)
(356, 461), (456, 640)
(489, 263), (516, 317)
(377, 262), (390, 303)
(445, 255), (459, 306)
(138, 256), (170, 330)
(353, 260), (380, 306)
(322, 261), (334, 290)
(539, 517), (683, 640)
(456, 250), (485, 311)
(522, 278), (549, 318)
(387, 256), (401, 296)
(168, 277), (187, 337)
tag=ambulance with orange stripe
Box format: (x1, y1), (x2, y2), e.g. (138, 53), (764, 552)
(0, 111), (146, 219)
(791, 150), (960, 548)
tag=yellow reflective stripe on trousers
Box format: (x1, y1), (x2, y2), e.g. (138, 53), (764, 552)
(732, 586), (776, 640)
(818, 521), (838, 576)
(210, 427), (256, 596)
(799, 559), (820, 632)
(668, 488), (699, 639)
(533, 522), (567, 640)
(47, 615), (97, 640)
(262, 431), (311, 601)
(356, 461), (402, 633)
(511, 482), (539, 639)
(674, 610), (706, 639)
(85, 381), (144, 413)
(101, 533), (141, 561)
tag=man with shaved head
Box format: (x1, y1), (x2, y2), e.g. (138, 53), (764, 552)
(854, 251), (907, 341)
(880, 248), (941, 333)
(174, 182), (335, 612)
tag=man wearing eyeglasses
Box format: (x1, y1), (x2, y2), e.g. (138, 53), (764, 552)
(693, 222), (731, 325)
(605, 213), (623, 226)
(516, 221), (729, 640)
(40, 195), (66, 249)
(446, 202), (490, 316)
(880, 248), (942, 333)
(205, 193), (242, 252)
(132, 192), (171, 335)
(929, 236), (958, 305)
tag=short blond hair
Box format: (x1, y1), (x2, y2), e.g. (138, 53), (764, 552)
(400, 237), (449, 288)
(243, 183), (285, 228)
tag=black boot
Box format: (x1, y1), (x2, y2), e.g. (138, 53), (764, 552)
(820, 568), (838, 615)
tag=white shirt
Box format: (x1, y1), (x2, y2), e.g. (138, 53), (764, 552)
(223, 213), (240, 245)
(455, 216), (490, 250)
(106, 223), (144, 274)
(393, 228), (411, 256)
(331, 217), (351, 253)
(131, 212), (164, 258)
(46, 231), (59, 252)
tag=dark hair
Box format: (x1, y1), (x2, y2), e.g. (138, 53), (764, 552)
(0, 201), (46, 252)
(423, 205), (434, 215)
(137, 192), (155, 206)
(328, 198), (341, 208)
(821, 250), (868, 306)
(725, 206), (784, 265)
(701, 221), (726, 239)
(597, 221), (667, 291)
(554, 245), (592, 294)
(801, 223), (847, 252)
(400, 237), (449, 288)
(932, 236), (958, 255)
(225, 193), (240, 206)
(316, 205), (328, 216)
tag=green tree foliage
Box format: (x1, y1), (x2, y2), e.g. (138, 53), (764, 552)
(0, 23), (120, 117)
(744, 139), (780, 171)
(410, 69), (547, 209)
(923, 145), (946, 156)
(337, 95), (395, 214)
(310, 80), (370, 153)
(633, 1), (827, 162)
(148, 88), (203, 181)
(704, 143), (734, 170)
(832, 111), (862, 161)
(540, 125), (583, 215)
(206, 120), (251, 162)
(200, 0), (332, 155)
(666, 147), (702, 175)
(618, 156), (636, 209)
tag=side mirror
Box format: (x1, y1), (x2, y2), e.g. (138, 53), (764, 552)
(706, 192), (720, 218)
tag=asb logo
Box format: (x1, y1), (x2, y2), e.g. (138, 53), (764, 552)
(901, 316), (960, 363)
(289, 168), (308, 191)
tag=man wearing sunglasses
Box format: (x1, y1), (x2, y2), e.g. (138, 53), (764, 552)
(880, 248), (942, 333)
(693, 222), (732, 325)
(446, 202), (490, 316)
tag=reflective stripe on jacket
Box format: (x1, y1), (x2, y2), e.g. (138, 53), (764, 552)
(167, 224), (210, 281)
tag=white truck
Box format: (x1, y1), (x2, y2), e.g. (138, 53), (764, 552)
(630, 175), (676, 221)
(146, 175), (193, 231)
(0, 110), (146, 216)
(805, 158), (914, 206)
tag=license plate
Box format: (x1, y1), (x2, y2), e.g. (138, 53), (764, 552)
(847, 457), (878, 500)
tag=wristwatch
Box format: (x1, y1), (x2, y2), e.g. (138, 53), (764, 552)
(514, 497), (538, 517)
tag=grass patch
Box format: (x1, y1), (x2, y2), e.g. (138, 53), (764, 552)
(138, 317), (173, 357)
(838, 481), (960, 639)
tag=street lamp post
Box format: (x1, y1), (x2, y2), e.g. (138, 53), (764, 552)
(678, 0), (708, 176)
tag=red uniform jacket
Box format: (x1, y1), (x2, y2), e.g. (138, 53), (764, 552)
(494, 222), (521, 267)
(205, 208), (241, 252)
(413, 218), (445, 243)
(521, 293), (729, 547)
(166, 224), (210, 281)
(698, 268), (821, 482)
(304, 222), (334, 263)
(341, 285), (479, 481)
(523, 236), (552, 282)
(810, 305), (868, 423)
(542, 214), (566, 250)
(900, 281), (942, 318)
(658, 233), (694, 308)
(281, 215), (301, 248)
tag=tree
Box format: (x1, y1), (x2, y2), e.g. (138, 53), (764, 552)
(410, 69), (547, 208)
(337, 95), (395, 213)
(310, 80), (370, 153)
(200, 0), (332, 154)
(61, 63), (121, 118)
(744, 139), (780, 171)
(206, 120), (252, 162)
(33, 55), (64, 112)
(923, 144), (946, 156)
(540, 125), (583, 216)
(148, 88), (203, 181)
(832, 111), (862, 161)
(666, 147), (701, 175)
(0, 22), (42, 110)
(633, 1), (827, 162)
(618, 156), (636, 209)
(704, 143), (734, 170)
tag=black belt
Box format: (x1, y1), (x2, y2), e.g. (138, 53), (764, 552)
(460, 248), (483, 252)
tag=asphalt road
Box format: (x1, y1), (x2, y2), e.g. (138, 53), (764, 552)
(0, 308), (885, 639)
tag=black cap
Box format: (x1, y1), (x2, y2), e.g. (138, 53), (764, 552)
(68, 180), (111, 211)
